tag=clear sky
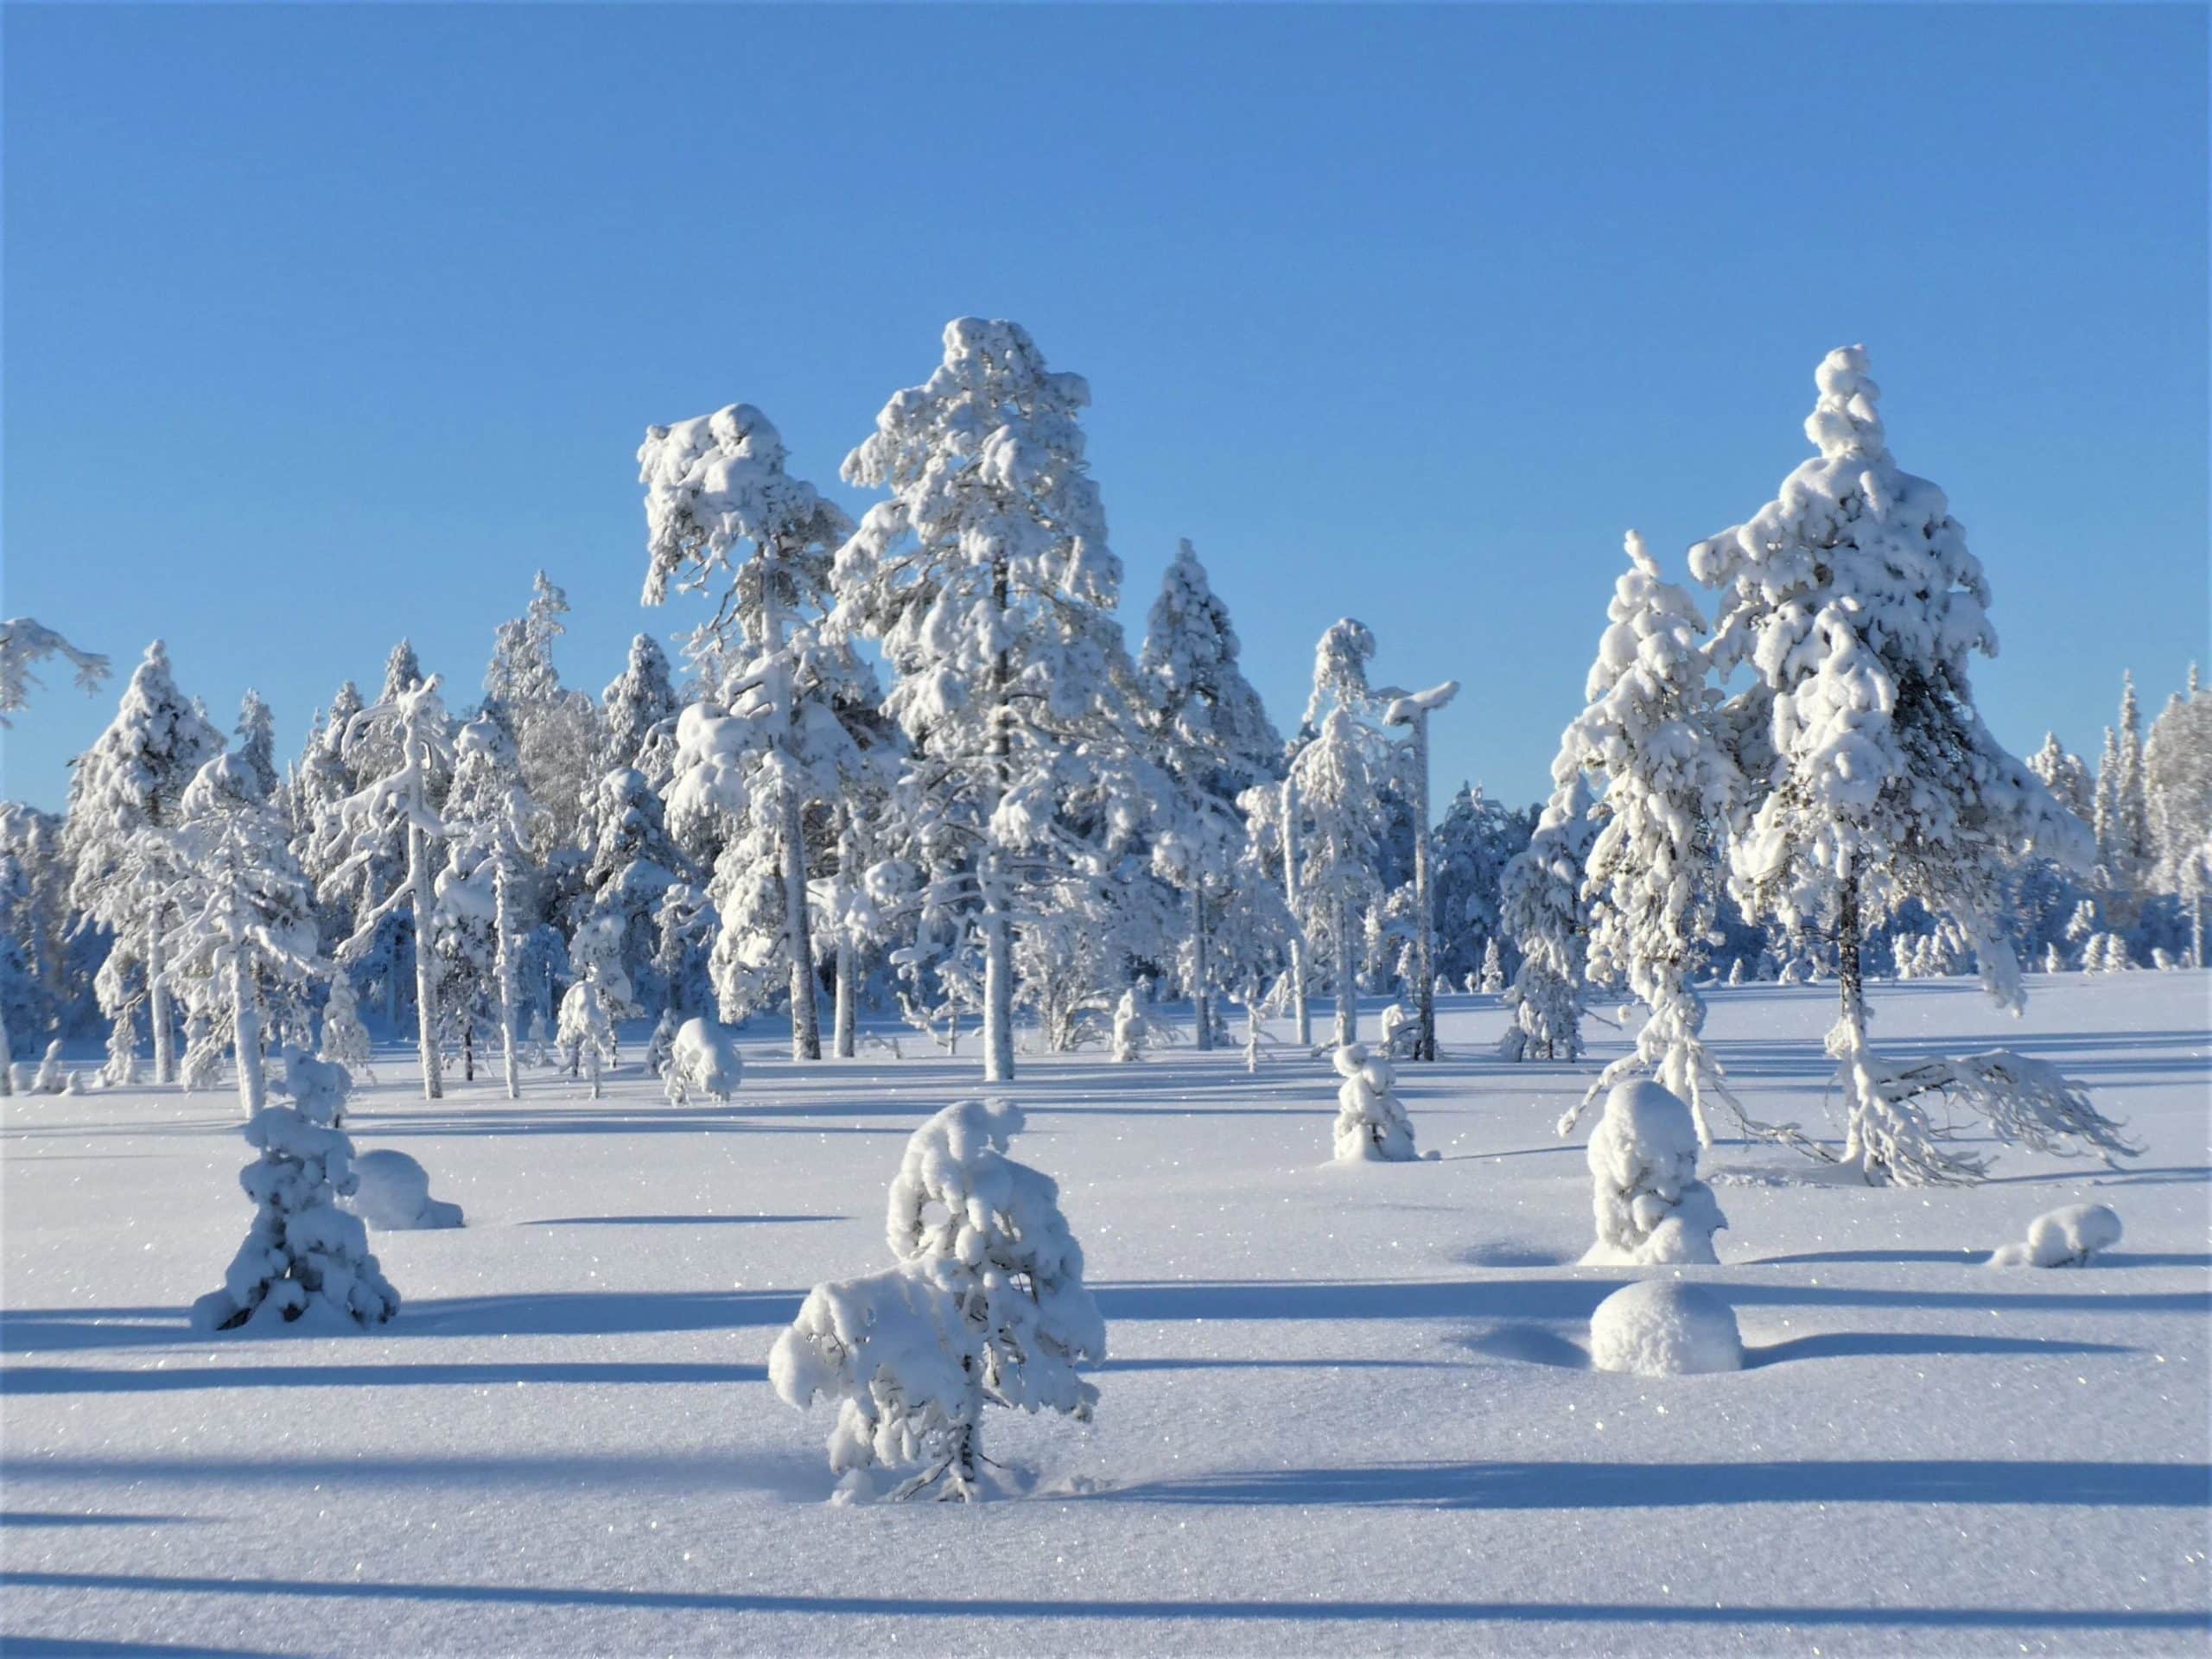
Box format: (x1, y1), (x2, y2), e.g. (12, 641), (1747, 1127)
(5, 3), (2205, 814)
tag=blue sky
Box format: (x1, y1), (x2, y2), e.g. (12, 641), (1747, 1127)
(5, 4), (2205, 813)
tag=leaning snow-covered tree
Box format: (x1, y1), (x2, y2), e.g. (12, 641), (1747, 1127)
(1551, 532), (1809, 1152)
(192, 1047), (398, 1334)
(1690, 346), (2115, 1184)
(771, 1098), (1103, 1500)
(643, 401), (899, 1061)
(1138, 540), (1285, 1052)
(156, 753), (322, 1117)
(830, 319), (1162, 1081)
(0, 616), (109, 723)
(1497, 765), (1595, 1062)
(65, 641), (225, 1086)
(326, 677), (454, 1100)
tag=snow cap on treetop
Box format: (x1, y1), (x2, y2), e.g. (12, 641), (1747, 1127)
(1805, 345), (1886, 462)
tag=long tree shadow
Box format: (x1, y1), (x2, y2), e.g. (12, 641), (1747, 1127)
(521, 1215), (845, 1229)
(1099, 1458), (2212, 1510)
(0, 1512), (203, 1529)
(0, 1636), (300, 1658)
(1, 1569), (2201, 1636)
(7, 1449), (816, 1497)
(1753, 1248), (2212, 1268)
(3, 1361), (765, 1395)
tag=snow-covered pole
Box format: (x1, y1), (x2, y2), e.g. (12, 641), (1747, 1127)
(1190, 887), (1212, 1052)
(1281, 772), (1309, 1048)
(1384, 681), (1459, 1062)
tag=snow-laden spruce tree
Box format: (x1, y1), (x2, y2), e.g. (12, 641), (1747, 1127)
(772, 1097), (1103, 1500)
(231, 690), (281, 807)
(156, 753), (322, 1116)
(1478, 937), (1506, 993)
(1332, 1042), (1416, 1162)
(600, 632), (679, 778)
(194, 1046), (397, 1333)
(1429, 782), (1533, 991)
(319, 971), (373, 1088)
(292, 682), (365, 947)
(643, 402), (895, 1062)
(0, 617), (110, 721)
(1110, 988), (1150, 1062)
(1581, 1079), (1727, 1266)
(1690, 346), (2113, 1184)
(830, 320), (1160, 1082)
(1497, 764), (1595, 1062)
(486, 573), (601, 849)
(435, 708), (544, 1097)
(1288, 708), (1385, 1048)
(1138, 540), (1284, 1052)
(326, 677), (453, 1100)
(575, 765), (689, 1017)
(2145, 689), (2212, 965)
(65, 642), (225, 1085)
(1549, 532), (1807, 1151)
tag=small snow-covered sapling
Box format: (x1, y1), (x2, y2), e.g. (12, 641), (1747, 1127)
(664, 1017), (742, 1105)
(1582, 1079), (1727, 1266)
(1332, 1042), (1418, 1163)
(1111, 989), (1148, 1063)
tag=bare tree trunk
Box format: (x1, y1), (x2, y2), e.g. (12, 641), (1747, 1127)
(834, 941), (856, 1058)
(1407, 712), (1438, 1062)
(494, 854), (520, 1100)
(408, 820), (442, 1101)
(1334, 888), (1358, 1048)
(147, 906), (175, 1084)
(231, 933), (265, 1117)
(982, 555), (1016, 1084)
(1191, 887), (1213, 1052)
(783, 787), (820, 1061)
(0, 995), (11, 1096)
(1283, 774), (1310, 1048)
(1834, 858), (1872, 1176)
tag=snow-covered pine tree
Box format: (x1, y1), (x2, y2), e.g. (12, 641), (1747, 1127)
(2027, 732), (2094, 823)
(1332, 1041), (1416, 1161)
(486, 574), (602, 848)
(1581, 1079), (1726, 1266)
(1551, 532), (1792, 1150)
(1429, 782), (1533, 992)
(65, 642), (225, 1085)
(1497, 765), (1595, 1062)
(1138, 540), (1284, 1052)
(319, 970), (373, 1086)
(1690, 346), (2102, 1184)
(1478, 936), (1506, 994)
(232, 690), (280, 807)
(771, 1098), (1103, 1500)
(575, 765), (688, 1019)
(1288, 708), (1384, 1048)
(643, 402), (897, 1062)
(2145, 688), (2212, 966)
(600, 632), (679, 777)
(0, 617), (110, 721)
(157, 753), (321, 1116)
(436, 707), (544, 1097)
(326, 677), (453, 1100)
(830, 320), (1160, 1082)
(556, 972), (615, 1098)
(2114, 673), (2152, 901)
(192, 1047), (398, 1333)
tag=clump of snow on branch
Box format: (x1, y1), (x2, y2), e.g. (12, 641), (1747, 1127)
(1840, 1046), (2140, 1188)
(1987, 1203), (2123, 1268)
(1582, 1080), (1727, 1266)
(0, 617), (109, 723)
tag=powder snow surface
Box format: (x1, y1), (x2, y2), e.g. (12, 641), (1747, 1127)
(4, 973), (2208, 1656)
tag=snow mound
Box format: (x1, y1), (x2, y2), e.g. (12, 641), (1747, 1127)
(1988, 1203), (2121, 1268)
(1588, 1279), (1742, 1376)
(347, 1148), (464, 1230)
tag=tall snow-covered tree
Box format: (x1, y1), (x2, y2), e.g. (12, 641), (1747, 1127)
(0, 617), (109, 722)
(231, 690), (280, 806)
(158, 753), (321, 1116)
(642, 401), (895, 1060)
(1288, 709), (1384, 1047)
(435, 707), (542, 1095)
(2146, 687), (2212, 965)
(1497, 765), (1594, 1062)
(1428, 782), (1534, 992)
(65, 641), (224, 1085)
(2027, 733), (2094, 823)
(830, 319), (1158, 1081)
(1689, 345), (2095, 1183)
(1552, 533), (1750, 1146)
(327, 677), (454, 1100)
(1139, 540), (1284, 1052)
(600, 632), (680, 776)
(575, 765), (688, 1016)
(486, 575), (601, 847)
(2113, 672), (2152, 899)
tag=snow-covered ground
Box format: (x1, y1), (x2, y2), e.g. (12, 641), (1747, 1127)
(4, 973), (2208, 1656)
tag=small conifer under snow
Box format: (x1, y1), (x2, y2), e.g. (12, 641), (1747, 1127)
(192, 1049), (398, 1333)
(1332, 1043), (1417, 1162)
(1988, 1203), (2123, 1268)
(1581, 1080), (1727, 1266)
(771, 1098), (1103, 1501)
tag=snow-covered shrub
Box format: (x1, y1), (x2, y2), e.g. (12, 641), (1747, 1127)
(645, 1007), (680, 1077)
(192, 1057), (399, 1333)
(1378, 1002), (1420, 1058)
(64, 1071), (86, 1096)
(1840, 1048), (2139, 1187)
(348, 1147), (463, 1231)
(1332, 1043), (1417, 1163)
(1581, 1081), (1726, 1266)
(30, 1039), (66, 1094)
(664, 1016), (742, 1105)
(1110, 988), (1149, 1063)
(281, 1047), (352, 1128)
(1988, 1203), (2123, 1268)
(772, 1098), (1103, 1501)
(556, 977), (615, 1098)
(1589, 1280), (1742, 1376)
